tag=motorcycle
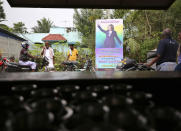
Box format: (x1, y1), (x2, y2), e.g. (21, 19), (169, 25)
(62, 61), (79, 71)
(62, 58), (95, 72)
(78, 59), (95, 72)
(40, 56), (49, 71)
(116, 54), (157, 71)
(0, 56), (49, 72)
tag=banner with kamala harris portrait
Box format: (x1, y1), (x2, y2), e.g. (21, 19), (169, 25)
(95, 19), (123, 69)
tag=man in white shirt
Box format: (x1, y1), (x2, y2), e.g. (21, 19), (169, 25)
(41, 42), (54, 71)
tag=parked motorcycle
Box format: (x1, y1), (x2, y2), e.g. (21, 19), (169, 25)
(0, 56), (49, 72)
(62, 58), (95, 72)
(0, 58), (4, 72)
(62, 61), (79, 71)
(78, 59), (95, 72)
(116, 54), (157, 71)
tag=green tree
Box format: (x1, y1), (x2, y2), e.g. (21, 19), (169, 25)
(32, 17), (54, 33)
(113, 9), (163, 61)
(74, 9), (104, 37)
(74, 9), (104, 53)
(12, 22), (27, 33)
(165, 0), (181, 35)
(0, 0), (6, 22)
(0, 24), (12, 32)
(112, 0), (181, 62)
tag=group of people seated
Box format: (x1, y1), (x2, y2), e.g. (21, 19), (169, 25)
(19, 41), (78, 72)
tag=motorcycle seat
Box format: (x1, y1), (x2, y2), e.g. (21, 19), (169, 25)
(18, 65), (31, 68)
(63, 61), (78, 66)
(6, 62), (19, 68)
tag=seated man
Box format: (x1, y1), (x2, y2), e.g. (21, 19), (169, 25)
(146, 28), (179, 71)
(19, 41), (36, 72)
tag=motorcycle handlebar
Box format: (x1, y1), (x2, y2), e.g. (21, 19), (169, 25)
(147, 53), (157, 60)
(137, 63), (155, 71)
(62, 61), (78, 65)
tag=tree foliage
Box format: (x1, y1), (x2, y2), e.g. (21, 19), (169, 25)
(73, 9), (161, 62)
(112, 0), (181, 62)
(32, 17), (54, 33)
(0, 1), (13, 32)
(73, 1), (181, 62)
(12, 22), (27, 33)
(74, 9), (104, 37)
(0, 24), (12, 32)
(0, 0), (5, 22)
(74, 9), (104, 55)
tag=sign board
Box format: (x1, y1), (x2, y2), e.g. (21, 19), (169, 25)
(95, 19), (123, 69)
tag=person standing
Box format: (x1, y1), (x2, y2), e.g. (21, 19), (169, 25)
(67, 44), (78, 61)
(146, 28), (179, 71)
(41, 42), (54, 71)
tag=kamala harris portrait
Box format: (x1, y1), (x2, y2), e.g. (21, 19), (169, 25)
(97, 23), (122, 48)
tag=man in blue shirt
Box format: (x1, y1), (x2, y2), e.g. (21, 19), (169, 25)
(146, 28), (179, 71)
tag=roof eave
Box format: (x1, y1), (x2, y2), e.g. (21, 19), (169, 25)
(0, 28), (26, 41)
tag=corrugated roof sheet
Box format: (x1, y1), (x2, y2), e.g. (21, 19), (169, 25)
(0, 28), (26, 41)
(17, 27), (82, 44)
(18, 33), (49, 44)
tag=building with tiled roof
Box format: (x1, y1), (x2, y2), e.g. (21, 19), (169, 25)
(42, 34), (67, 43)
(16, 27), (82, 53)
(18, 27), (81, 44)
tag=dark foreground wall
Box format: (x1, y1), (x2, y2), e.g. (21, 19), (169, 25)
(0, 71), (181, 108)
(7, 0), (175, 9)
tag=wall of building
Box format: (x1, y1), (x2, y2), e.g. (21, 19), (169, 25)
(0, 36), (22, 60)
